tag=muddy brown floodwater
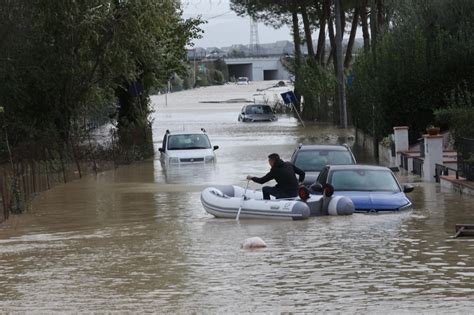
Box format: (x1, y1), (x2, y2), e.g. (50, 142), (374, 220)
(1, 81), (474, 313)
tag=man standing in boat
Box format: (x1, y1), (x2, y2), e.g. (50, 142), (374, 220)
(247, 153), (305, 200)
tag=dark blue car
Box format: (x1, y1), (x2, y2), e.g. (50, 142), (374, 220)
(310, 165), (414, 212)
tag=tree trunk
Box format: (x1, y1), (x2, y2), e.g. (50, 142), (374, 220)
(369, 0), (378, 51)
(360, 2), (370, 51)
(300, 5), (315, 59)
(291, 3), (302, 68)
(116, 78), (154, 162)
(316, 0), (329, 65)
(377, 0), (384, 31)
(326, 2), (346, 67)
(314, 0), (330, 122)
(326, 16), (339, 124)
(335, 0), (347, 128)
(291, 1), (303, 112)
(326, 15), (336, 66)
(344, 8), (360, 69)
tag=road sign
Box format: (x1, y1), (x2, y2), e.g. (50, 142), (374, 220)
(280, 90), (305, 127)
(347, 72), (354, 87)
(280, 91), (297, 106)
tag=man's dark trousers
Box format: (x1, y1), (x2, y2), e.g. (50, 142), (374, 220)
(262, 186), (297, 200)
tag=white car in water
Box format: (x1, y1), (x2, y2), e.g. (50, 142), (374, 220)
(236, 77), (249, 85)
(159, 129), (219, 165)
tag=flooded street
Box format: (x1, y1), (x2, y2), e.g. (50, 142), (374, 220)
(1, 81), (474, 313)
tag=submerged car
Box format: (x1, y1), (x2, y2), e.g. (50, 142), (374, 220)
(236, 77), (249, 85)
(238, 104), (277, 122)
(159, 129), (219, 165)
(290, 144), (356, 186)
(310, 165), (414, 212)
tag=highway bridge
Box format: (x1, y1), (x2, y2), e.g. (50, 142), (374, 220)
(224, 56), (291, 81)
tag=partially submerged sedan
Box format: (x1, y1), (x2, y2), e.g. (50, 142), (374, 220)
(310, 165), (414, 212)
(238, 104), (277, 122)
(290, 144), (356, 187)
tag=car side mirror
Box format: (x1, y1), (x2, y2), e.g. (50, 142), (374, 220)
(158, 148), (164, 153)
(310, 183), (323, 193)
(241, 112), (245, 115)
(213, 145), (219, 151)
(403, 184), (414, 193)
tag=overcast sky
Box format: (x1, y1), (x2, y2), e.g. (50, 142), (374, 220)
(181, 0), (292, 48)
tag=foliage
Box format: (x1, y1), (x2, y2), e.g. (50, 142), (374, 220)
(348, 0), (474, 142)
(208, 69), (225, 85)
(214, 58), (229, 82)
(296, 60), (336, 121)
(0, 0), (203, 163)
(0, 0), (202, 216)
(230, 0), (294, 28)
(171, 74), (185, 92)
(434, 82), (474, 142)
(228, 49), (246, 58)
(230, 0), (386, 124)
(196, 75), (209, 87)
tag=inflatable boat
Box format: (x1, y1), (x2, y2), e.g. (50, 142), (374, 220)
(200, 185), (354, 220)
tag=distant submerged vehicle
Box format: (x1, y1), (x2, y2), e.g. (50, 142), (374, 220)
(236, 77), (249, 85)
(238, 104), (278, 122)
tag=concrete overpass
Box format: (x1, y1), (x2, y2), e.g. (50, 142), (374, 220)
(224, 56), (291, 81)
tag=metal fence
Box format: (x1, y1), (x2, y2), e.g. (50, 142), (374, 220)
(458, 137), (474, 181)
(419, 138), (425, 157)
(390, 141), (396, 157)
(412, 157), (423, 176)
(400, 152), (408, 169)
(435, 163), (460, 183)
(0, 159), (115, 223)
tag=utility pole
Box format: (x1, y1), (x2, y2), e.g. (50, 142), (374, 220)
(193, 48), (197, 87)
(249, 19), (260, 56)
(335, 0), (348, 128)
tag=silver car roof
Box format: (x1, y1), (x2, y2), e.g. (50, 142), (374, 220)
(297, 144), (351, 151)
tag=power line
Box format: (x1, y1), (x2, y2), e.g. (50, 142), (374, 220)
(182, 0), (231, 19)
(207, 10), (232, 20)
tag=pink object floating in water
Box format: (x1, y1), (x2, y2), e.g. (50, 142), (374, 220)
(240, 237), (267, 249)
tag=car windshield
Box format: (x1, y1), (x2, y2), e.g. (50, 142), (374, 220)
(329, 169), (401, 191)
(294, 150), (354, 171)
(167, 134), (211, 150)
(238, 77), (248, 82)
(245, 105), (273, 115)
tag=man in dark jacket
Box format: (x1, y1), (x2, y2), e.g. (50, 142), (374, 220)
(247, 153), (305, 200)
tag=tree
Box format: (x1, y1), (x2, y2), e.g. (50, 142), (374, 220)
(110, 0), (203, 160)
(348, 0), (474, 144)
(0, 0), (203, 163)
